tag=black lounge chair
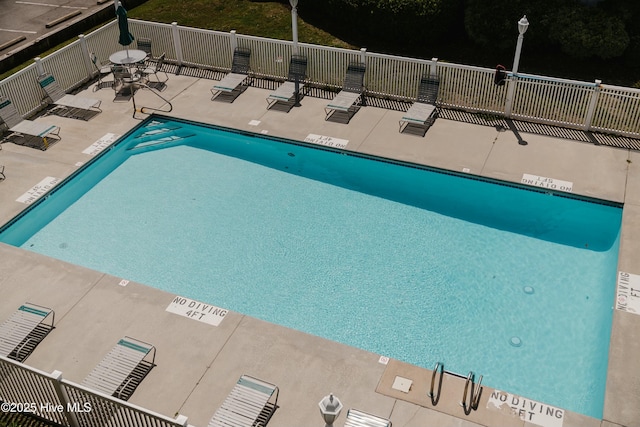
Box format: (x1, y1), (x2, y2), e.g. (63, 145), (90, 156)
(324, 61), (366, 123)
(211, 47), (252, 103)
(399, 74), (440, 136)
(266, 54), (308, 112)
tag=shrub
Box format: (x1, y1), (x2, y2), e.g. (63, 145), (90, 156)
(548, 7), (629, 59)
(298, 0), (463, 52)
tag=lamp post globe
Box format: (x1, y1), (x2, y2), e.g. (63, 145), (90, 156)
(518, 15), (529, 35)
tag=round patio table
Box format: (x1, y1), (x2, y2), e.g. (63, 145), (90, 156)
(109, 49), (147, 65)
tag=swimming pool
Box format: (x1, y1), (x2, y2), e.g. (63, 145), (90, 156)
(0, 116), (622, 419)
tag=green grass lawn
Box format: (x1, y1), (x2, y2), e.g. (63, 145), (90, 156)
(0, 0), (351, 80)
(129, 0), (352, 49)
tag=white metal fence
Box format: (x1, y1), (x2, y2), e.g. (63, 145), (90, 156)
(0, 355), (191, 427)
(1, 18), (640, 139)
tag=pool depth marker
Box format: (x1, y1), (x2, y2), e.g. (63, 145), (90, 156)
(305, 134), (348, 149)
(166, 296), (228, 326)
(487, 390), (564, 427)
(83, 133), (120, 156)
(616, 271), (640, 315)
(521, 174), (573, 193)
(16, 176), (60, 204)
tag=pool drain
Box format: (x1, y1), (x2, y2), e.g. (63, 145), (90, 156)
(523, 286), (534, 294)
(510, 337), (522, 347)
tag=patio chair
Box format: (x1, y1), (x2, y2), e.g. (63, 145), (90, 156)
(398, 75), (440, 136)
(82, 336), (156, 401)
(90, 52), (113, 91)
(211, 47), (252, 103)
(0, 303), (55, 362)
(38, 73), (102, 120)
(112, 65), (142, 101)
(324, 61), (366, 123)
(0, 165), (4, 181)
(344, 409), (392, 427)
(140, 52), (168, 86)
(0, 95), (61, 150)
(208, 374), (279, 427)
(136, 37), (154, 64)
(266, 54), (308, 112)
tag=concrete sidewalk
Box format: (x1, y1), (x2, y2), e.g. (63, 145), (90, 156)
(0, 73), (639, 427)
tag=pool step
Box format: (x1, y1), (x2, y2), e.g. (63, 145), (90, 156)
(128, 121), (196, 153)
(128, 132), (196, 152)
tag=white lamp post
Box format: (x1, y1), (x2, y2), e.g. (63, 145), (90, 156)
(511, 15), (529, 76)
(290, 0), (299, 54)
(289, 0), (301, 106)
(505, 15), (529, 117)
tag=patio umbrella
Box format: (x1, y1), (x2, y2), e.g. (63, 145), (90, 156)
(116, 2), (134, 56)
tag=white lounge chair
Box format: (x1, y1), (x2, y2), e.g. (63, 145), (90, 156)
(325, 61), (366, 123)
(0, 303), (55, 362)
(211, 47), (252, 103)
(344, 409), (392, 427)
(399, 75), (440, 135)
(82, 336), (155, 401)
(208, 375), (279, 427)
(266, 54), (307, 112)
(0, 95), (61, 150)
(38, 73), (102, 120)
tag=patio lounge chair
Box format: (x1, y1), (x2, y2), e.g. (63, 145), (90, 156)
(399, 75), (440, 136)
(82, 336), (156, 401)
(266, 54), (308, 112)
(37, 73), (102, 120)
(324, 61), (366, 123)
(211, 47), (252, 102)
(344, 409), (392, 427)
(208, 374), (279, 427)
(0, 95), (61, 150)
(0, 303), (55, 362)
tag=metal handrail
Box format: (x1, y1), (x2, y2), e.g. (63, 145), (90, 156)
(131, 83), (173, 119)
(428, 361), (444, 406)
(460, 371), (483, 415)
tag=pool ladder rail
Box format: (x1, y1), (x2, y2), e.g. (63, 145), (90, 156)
(428, 362), (483, 415)
(130, 82), (173, 120)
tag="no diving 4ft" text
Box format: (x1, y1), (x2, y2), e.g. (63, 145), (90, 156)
(165, 296), (228, 326)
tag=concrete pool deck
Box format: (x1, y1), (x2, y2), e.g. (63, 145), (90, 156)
(0, 73), (639, 427)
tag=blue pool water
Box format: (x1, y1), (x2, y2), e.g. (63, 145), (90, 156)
(0, 117), (622, 419)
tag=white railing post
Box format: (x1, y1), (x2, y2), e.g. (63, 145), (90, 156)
(78, 34), (93, 79)
(34, 56), (45, 76)
(50, 370), (80, 427)
(584, 79), (602, 131)
(504, 75), (518, 117)
(175, 414), (189, 426)
(171, 22), (183, 68)
(359, 47), (367, 64)
(230, 30), (237, 52)
(430, 57), (438, 77)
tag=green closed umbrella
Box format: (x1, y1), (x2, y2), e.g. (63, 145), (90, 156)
(117, 3), (134, 48)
